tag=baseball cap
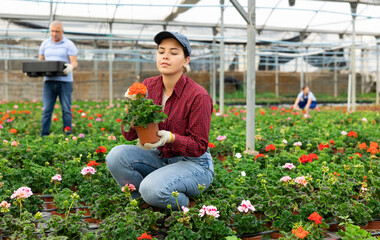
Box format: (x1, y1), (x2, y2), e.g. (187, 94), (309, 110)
(154, 31), (191, 57)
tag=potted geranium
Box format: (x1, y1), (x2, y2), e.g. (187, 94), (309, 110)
(123, 82), (167, 144)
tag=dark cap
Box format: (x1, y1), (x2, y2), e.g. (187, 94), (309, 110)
(154, 31), (191, 57)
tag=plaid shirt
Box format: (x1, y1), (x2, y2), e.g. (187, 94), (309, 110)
(122, 74), (213, 158)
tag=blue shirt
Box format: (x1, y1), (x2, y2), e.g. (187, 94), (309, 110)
(39, 36), (78, 82)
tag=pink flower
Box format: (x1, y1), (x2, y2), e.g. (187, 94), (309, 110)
(199, 205), (220, 218)
(11, 187), (33, 199)
(282, 139), (288, 145)
(11, 141), (18, 146)
(182, 206), (189, 214)
(72, 136), (77, 140)
(362, 117), (368, 122)
(216, 135), (227, 141)
(81, 166), (96, 176)
(341, 131), (347, 136)
(108, 135), (116, 140)
(0, 200), (11, 209)
(294, 176), (308, 186)
(0, 124), (3, 129)
(238, 200), (255, 213)
(282, 163), (296, 170)
(280, 176), (292, 182)
(96, 117), (102, 121)
(3, 140), (8, 143)
(293, 141), (302, 146)
(121, 183), (136, 192)
(51, 174), (62, 182)
(215, 112), (222, 116)
(78, 133), (85, 138)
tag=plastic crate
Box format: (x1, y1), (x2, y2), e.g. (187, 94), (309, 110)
(22, 61), (67, 77)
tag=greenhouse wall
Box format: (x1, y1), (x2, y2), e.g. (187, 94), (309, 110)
(0, 60), (371, 101)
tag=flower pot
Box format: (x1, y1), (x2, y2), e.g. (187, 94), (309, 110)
(242, 235), (262, 240)
(362, 220), (380, 230)
(133, 123), (160, 145)
(85, 217), (101, 225)
(270, 232), (283, 239)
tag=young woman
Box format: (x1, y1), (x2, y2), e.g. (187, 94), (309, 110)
(106, 31), (214, 210)
(293, 86), (317, 112)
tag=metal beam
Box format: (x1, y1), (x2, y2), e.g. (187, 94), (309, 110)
(1, 13), (380, 36)
(309, 0), (380, 5)
(229, 0), (249, 23)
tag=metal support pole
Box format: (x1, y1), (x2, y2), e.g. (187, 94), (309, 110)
(376, 37), (380, 105)
(350, 2), (357, 112)
(4, 50), (8, 100)
(361, 49), (364, 94)
(211, 27), (217, 104)
(334, 54), (338, 98)
(246, 0), (257, 153)
(93, 41), (98, 100)
(305, 47), (309, 86)
(109, 23), (113, 106)
(135, 41), (141, 83)
(275, 53), (279, 97)
(219, 0), (225, 114)
(300, 33), (305, 89)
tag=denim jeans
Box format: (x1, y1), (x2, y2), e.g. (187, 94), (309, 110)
(106, 145), (214, 210)
(41, 81), (73, 136)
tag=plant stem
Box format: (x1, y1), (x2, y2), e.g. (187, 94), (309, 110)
(263, 184), (271, 201)
(65, 199), (75, 224)
(39, 219), (46, 238)
(175, 196), (180, 212)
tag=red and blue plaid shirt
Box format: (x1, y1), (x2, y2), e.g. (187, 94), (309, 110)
(122, 74), (213, 158)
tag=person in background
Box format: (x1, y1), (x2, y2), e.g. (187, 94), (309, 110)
(293, 86), (317, 112)
(38, 20), (78, 136)
(106, 31), (214, 210)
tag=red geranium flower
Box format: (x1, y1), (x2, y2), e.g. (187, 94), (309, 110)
(358, 142), (367, 149)
(265, 144), (276, 152)
(329, 140), (335, 145)
(347, 131), (357, 138)
(96, 146), (107, 154)
(254, 154), (265, 161)
(97, 113), (102, 118)
(53, 117), (58, 122)
(64, 126), (71, 132)
(208, 142), (216, 148)
(137, 233), (152, 240)
(318, 143), (330, 151)
(129, 82), (147, 96)
(9, 128), (17, 134)
(299, 155), (312, 163)
(116, 118), (122, 123)
(308, 153), (318, 161)
(308, 212), (323, 225)
(292, 226), (309, 239)
(87, 161), (99, 167)
(350, 152), (362, 159)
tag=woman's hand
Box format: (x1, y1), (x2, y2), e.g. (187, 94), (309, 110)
(144, 130), (174, 148)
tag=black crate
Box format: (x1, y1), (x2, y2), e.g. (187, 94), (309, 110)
(22, 61), (67, 77)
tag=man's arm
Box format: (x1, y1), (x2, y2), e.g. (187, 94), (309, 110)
(38, 55), (45, 61)
(68, 55), (78, 70)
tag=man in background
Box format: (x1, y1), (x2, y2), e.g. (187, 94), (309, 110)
(38, 20), (78, 136)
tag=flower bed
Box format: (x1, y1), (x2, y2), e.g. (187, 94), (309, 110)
(0, 100), (379, 239)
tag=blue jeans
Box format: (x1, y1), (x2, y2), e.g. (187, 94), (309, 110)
(41, 81), (73, 136)
(106, 145), (215, 210)
(298, 100), (317, 109)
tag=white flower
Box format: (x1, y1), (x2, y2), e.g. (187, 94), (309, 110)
(282, 163), (296, 170)
(282, 139), (288, 145)
(51, 174), (62, 181)
(241, 171), (246, 177)
(235, 153), (242, 159)
(182, 206), (189, 214)
(362, 117), (368, 122)
(341, 131), (347, 136)
(238, 200), (255, 213)
(293, 141), (302, 146)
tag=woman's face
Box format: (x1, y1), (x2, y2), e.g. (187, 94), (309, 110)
(156, 38), (190, 76)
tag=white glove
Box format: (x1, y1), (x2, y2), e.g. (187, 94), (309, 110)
(125, 88), (137, 100)
(136, 138), (152, 150)
(143, 130), (174, 148)
(63, 63), (73, 75)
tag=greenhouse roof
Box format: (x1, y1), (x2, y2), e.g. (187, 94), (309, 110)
(1, 0), (380, 46)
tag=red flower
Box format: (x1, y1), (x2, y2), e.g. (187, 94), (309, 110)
(87, 161), (99, 167)
(350, 152), (362, 159)
(88, 116), (94, 120)
(308, 153), (318, 161)
(97, 113), (102, 118)
(299, 155), (312, 163)
(308, 212), (323, 225)
(101, 127), (105, 131)
(208, 142), (216, 148)
(64, 126), (71, 132)
(269, 126), (273, 129)
(88, 123), (93, 127)
(254, 154), (265, 161)
(96, 146), (107, 154)
(53, 117), (58, 122)
(319, 143), (330, 151)
(358, 142), (367, 149)
(137, 233), (152, 240)
(347, 131), (357, 138)
(292, 226), (309, 239)
(9, 128), (17, 134)
(265, 144), (276, 152)
(116, 118), (122, 123)
(129, 82), (147, 96)
(367, 147), (378, 155)
(329, 140), (335, 145)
